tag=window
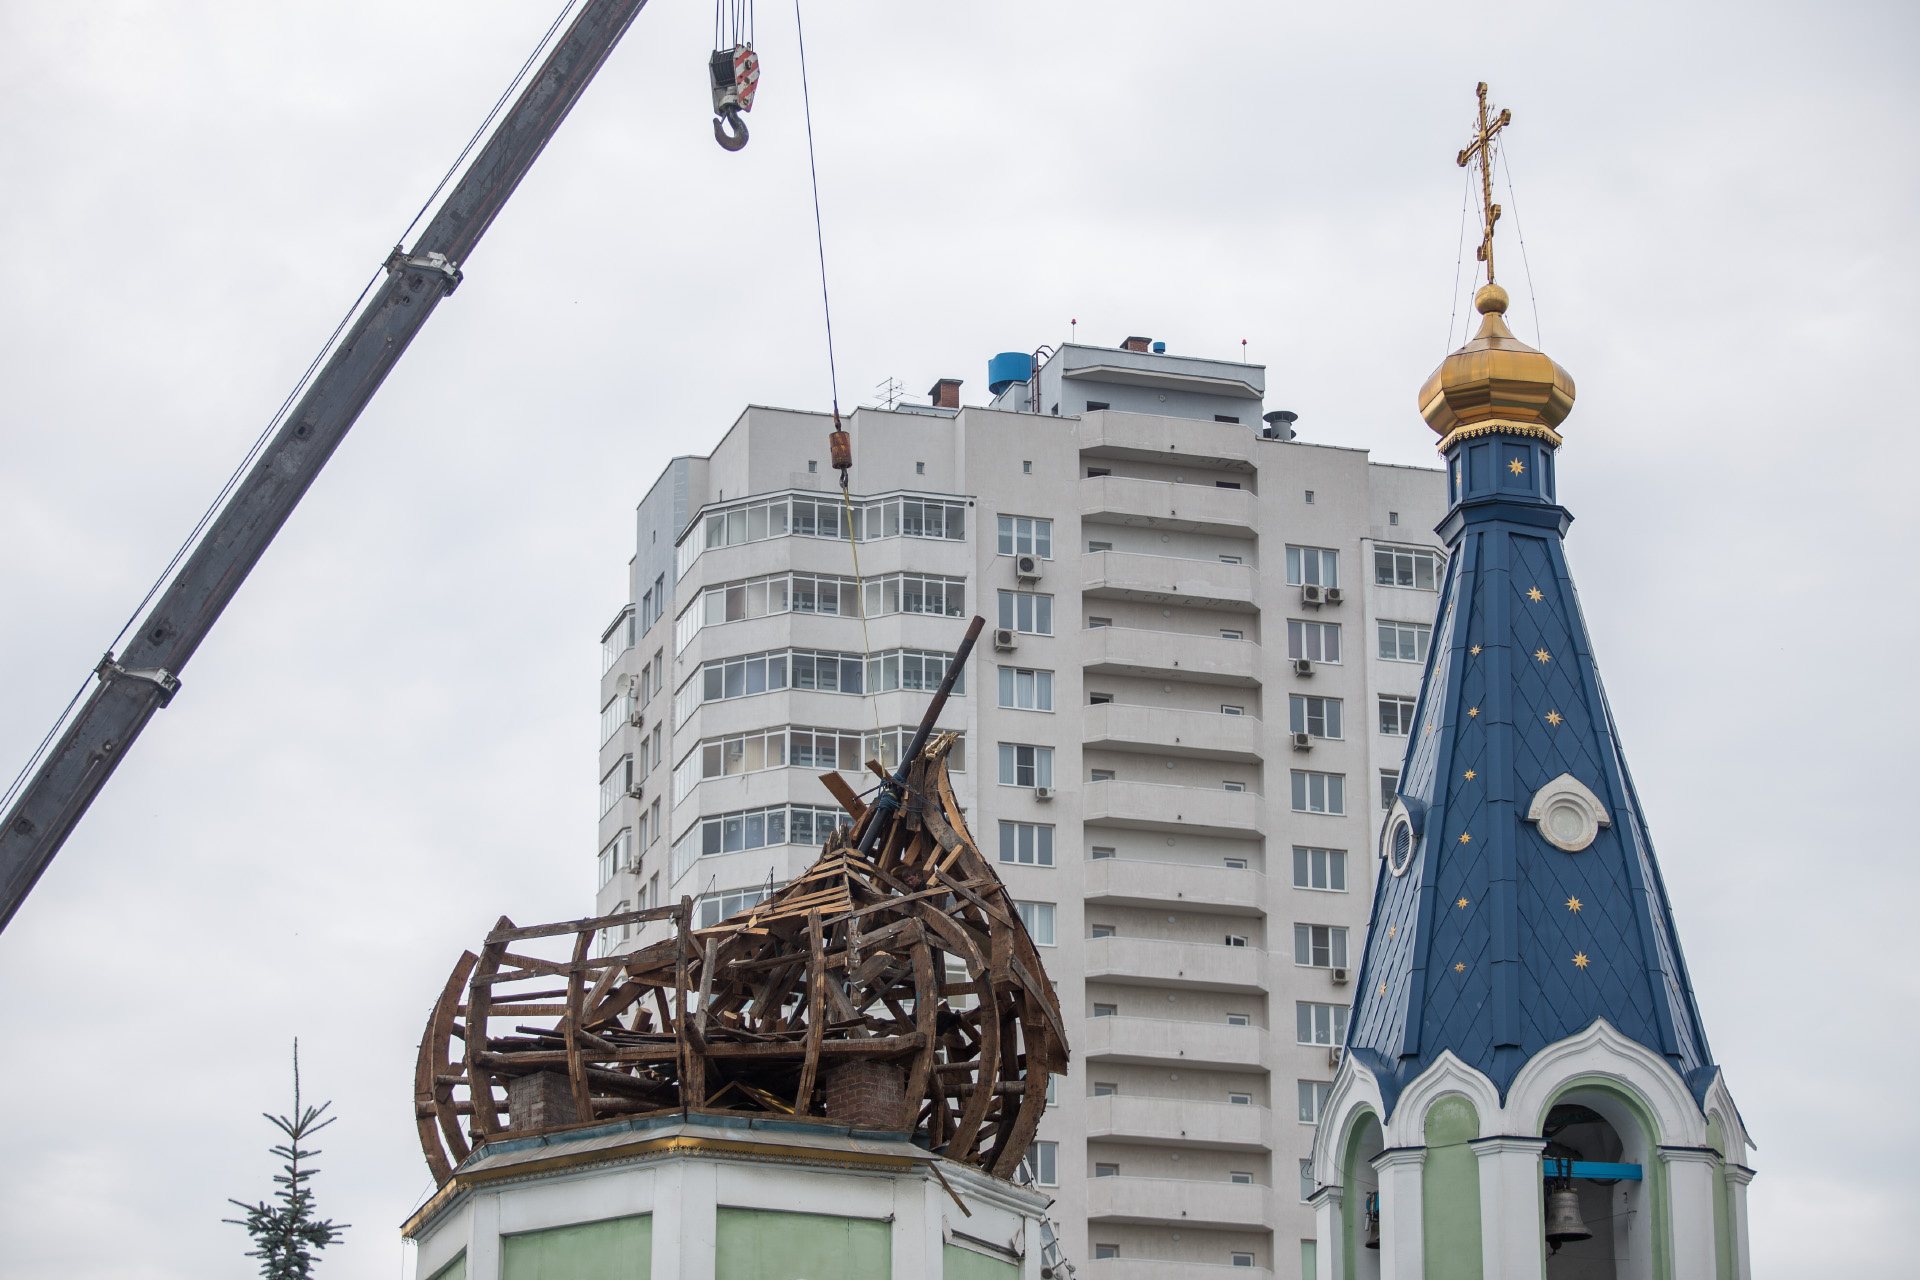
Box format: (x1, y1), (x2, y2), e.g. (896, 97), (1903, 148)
(998, 821), (1056, 866)
(598, 829), (630, 890)
(1020, 1141), (1057, 1187)
(1215, 415), (1241, 424)
(1226, 1013), (1250, 1026)
(1290, 770), (1346, 815)
(1228, 1092), (1252, 1105)
(1221, 704), (1244, 716)
(1294, 924), (1350, 969)
(1094, 1161), (1120, 1176)
(1223, 781), (1247, 793)
(1289, 694), (1344, 739)
(697, 883), (777, 929)
(864, 572), (967, 620)
(600, 756), (632, 815)
(1378, 620), (1433, 663)
(1046, 1074), (1060, 1106)
(1088, 692), (1114, 705)
(1375, 545), (1441, 590)
(600, 606), (635, 673)
(1292, 847), (1348, 892)
(1093, 1084), (1118, 1099)
(1085, 402), (1111, 412)
(998, 589), (1054, 635)
(1298, 1080), (1333, 1123)
(1304, 490), (1315, 504)
(695, 803), (851, 858)
(1287, 619), (1342, 663)
(915, 461), (925, 474)
(1216, 480), (1242, 489)
(1230, 1172), (1254, 1185)
(1232, 1252), (1256, 1267)
(1300, 1160), (1316, 1202)
(1379, 694), (1417, 736)
(1224, 857), (1249, 870)
(866, 648), (965, 694)
(1093, 1003), (1118, 1018)
(999, 744), (1054, 789)
(1090, 769), (1115, 782)
(647, 797), (661, 846)
(1296, 1001), (1350, 1046)
(1086, 465), (1111, 476)
(1088, 616), (1113, 628)
(1219, 554), (1243, 565)
(808, 460), (817, 473)
(1286, 545), (1339, 587)
(1091, 924), (1116, 938)
(1091, 846), (1116, 860)
(1380, 769), (1400, 811)
(1220, 629), (1243, 640)
(1224, 933), (1248, 947)
(1015, 900), (1056, 945)
(998, 667), (1054, 711)
(677, 492), (965, 579)
(997, 515), (1052, 558)
(1094, 1245), (1120, 1261)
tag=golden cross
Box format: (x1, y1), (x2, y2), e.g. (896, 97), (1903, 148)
(1456, 81), (1511, 287)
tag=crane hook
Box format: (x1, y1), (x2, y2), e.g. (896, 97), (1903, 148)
(713, 106), (749, 151)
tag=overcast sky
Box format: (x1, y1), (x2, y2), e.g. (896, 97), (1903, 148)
(1, 1), (1914, 1275)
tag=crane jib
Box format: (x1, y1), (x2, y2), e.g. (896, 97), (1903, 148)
(0, 0), (652, 933)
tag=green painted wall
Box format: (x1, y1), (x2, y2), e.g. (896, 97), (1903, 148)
(715, 1207), (891, 1279)
(502, 1214), (651, 1280)
(1299, 1238), (1318, 1280)
(426, 1253), (467, 1280)
(1707, 1115), (1733, 1280)
(1338, 1109), (1379, 1280)
(942, 1243), (1019, 1279)
(1422, 1095), (1484, 1280)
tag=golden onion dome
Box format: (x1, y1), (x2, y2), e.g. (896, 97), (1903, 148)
(1418, 283), (1576, 449)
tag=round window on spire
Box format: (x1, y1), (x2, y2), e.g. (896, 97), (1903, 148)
(1381, 796), (1421, 877)
(1526, 773), (1611, 852)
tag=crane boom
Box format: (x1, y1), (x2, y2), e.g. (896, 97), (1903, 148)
(0, 0), (652, 932)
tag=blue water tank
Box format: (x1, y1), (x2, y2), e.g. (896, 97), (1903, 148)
(987, 351), (1034, 396)
(1151, 340), (1166, 354)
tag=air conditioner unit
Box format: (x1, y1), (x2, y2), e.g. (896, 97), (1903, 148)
(1331, 966), (1350, 985)
(1324, 587), (1344, 605)
(625, 782), (645, 801)
(1033, 786), (1055, 801)
(1292, 657), (1314, 676)
(1015, 554), (1043, 581)
(993, 627), (1018, 652)
(629, 708), (646, 729)
(1291, 731), (1313, 751)
(1301, 584), (1325, 606)
(1329, 1047), (1344, 1070)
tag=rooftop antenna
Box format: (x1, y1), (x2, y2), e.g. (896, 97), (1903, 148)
(874, 376), (904, 410)
(1241, 338), (1248, 363)
(1070, 318), (1076, 342)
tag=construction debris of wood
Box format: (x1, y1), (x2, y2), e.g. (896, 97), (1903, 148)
(415, 731), (1068, 1187)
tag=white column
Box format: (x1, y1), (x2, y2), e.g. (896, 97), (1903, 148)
(1370, 1147), (1427, 1280)
(651, 1158), (717, 1279)
(466, 1192), (501, 1280)
(1471, 1135), (1545, 1280)
(1724, 1164), (1756, 1280)
(1660, 1146), (1721, 1280)
(1309, 1185), (1345, 1280)
(892, 1169), (938, 1279)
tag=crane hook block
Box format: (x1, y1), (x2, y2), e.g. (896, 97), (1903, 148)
(829, 428), (852, 473)
(709, 45), (760, 152)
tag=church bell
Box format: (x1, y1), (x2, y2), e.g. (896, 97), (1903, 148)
(1544, 1183), (1593, 1249)
(1363, 1192), (1381, 1250)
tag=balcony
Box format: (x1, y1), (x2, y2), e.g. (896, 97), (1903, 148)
(1079, 625), (1260, 687)
(1085, 1175), (1271, 1229)
(1084, 1263), (1274, 1280)
(1082, 1016), (1267, 1071)
(1082, 550), (1256, 613)
(1085, 936), (1267, 995)
(1085, 859), (1264, 917)
(1076, 411), (1258, 471)
(1080, 475), (1257, 536)
(1084, 780), (1260, 837)
(1083, 703), (1263, 764)
(1087, 1096), (1273, 1152)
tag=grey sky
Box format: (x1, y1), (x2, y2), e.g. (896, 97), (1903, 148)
(1, 1), (1912, 1275)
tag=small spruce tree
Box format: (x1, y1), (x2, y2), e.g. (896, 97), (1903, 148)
(225, 1039), (349, 1278)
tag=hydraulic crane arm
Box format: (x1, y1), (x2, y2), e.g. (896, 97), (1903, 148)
(0, 0), (652, 932)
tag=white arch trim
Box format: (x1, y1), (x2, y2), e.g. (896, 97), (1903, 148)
(1699, 1068), (1754, 1157)
(1383, 1050), (1503, 1148)
(1506, 1017), (1706, 1146)
(1311, 1053), (1386, 1189)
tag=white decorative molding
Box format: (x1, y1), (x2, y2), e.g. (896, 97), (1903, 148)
(1699, 1068), (1755, 1157)
(1525, 772), (1611, 852)
(1382, 798), (1418, 875)
(1312, 1054), (1386, 1189)
(1369, 1146), (1429, 1171)
(1505, 1018), (1706, 1146)
(1383, 1049), (1502, 1149)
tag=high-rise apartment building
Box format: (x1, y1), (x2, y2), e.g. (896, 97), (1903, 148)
(594, 336), (1447, 1276)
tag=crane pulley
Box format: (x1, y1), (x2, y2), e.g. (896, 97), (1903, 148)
(710, 0), (759, 150)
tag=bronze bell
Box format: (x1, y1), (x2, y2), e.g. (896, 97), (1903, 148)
(1364, 1192), (1382, 1250)
(1544, 1183), (1593, 1248)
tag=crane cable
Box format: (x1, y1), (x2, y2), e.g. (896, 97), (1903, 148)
(793, 0), (881, 742)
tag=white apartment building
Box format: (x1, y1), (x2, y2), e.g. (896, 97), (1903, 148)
(593, 336), (1448, 1278)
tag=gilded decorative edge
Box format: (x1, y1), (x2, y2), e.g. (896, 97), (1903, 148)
(1435, 420), (1563, 452)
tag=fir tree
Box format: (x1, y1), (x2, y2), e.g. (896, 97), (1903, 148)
(225, 1040), (349, 1278)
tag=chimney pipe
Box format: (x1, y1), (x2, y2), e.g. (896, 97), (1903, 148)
(928, 378), (963, 409)
(1120, 336), (1152, 353)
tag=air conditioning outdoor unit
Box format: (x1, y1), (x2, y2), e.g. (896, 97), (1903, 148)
(1301, 584), (1325, 606)
(1331, 966), (1350, 985)
(625, 782), (645, 801)
(1015, 554), (1043, 581)
(1324, 587), (1344, 605)
(1292, 657), (1314, 676)
(1291, 731), (1313, 751)
(629, 708), (646, 729)
(993, 627), (1018, 652)
(1034, 786), (1055, 801)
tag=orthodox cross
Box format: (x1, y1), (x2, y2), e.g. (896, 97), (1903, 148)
(1456, 82), (1511, 287)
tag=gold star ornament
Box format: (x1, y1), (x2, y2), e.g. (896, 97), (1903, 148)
(1458, 833), (1473, 844)
(1388, 924), (1397, 938)
(1454, 962), (1466, 972)
(1534, 648), (1552, 664)
(1463, 769), (1477, 780)
(1468, 706), (1480, 718)
(1470, 644), (1483, 656)
(1545, 710), (1564, 726)
(1379, 981), (1387, 995)
(1526, 586), (1544, 602)
(1508, 458), (1526, 476)
(1566, 896), (1583, 912)
(1572, 951), (1591, 969)
(1456, 897), (1471, 909)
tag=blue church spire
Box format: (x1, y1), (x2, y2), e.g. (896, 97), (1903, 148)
(1346, 281), (1718, 1118)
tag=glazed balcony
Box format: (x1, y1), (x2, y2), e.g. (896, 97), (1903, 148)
(1082, 1015), (1268, 1071)
(1080, 475), (1258, 537)
(1083, 780), (1260, 837)
(1078, 625), (1261, 687)
(1084, 1175), (1271, 1229)
(1082, 703), (1264, 764)
(1086, 1096), (1273, 1152)
(1085, 859), (1265, 917)
(1084, 936), (1268, 995)
(1082, 550), (1256, 613)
